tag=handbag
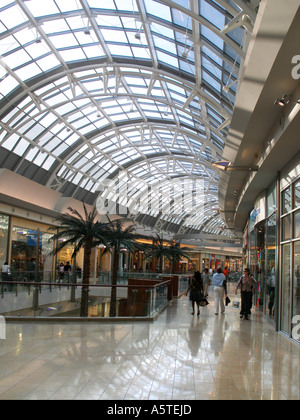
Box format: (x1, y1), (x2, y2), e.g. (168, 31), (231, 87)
(200, 297), (209, 306)
(225, 296), (231, 306)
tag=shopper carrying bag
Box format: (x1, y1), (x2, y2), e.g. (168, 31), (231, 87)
(235, 268), (256, 319)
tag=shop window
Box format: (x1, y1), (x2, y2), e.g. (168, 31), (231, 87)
(11, 227), (39, 271)
(294, 180), (300, 209)
(266, 213), (277, 318)
(11, 227), (54, 277)
(267, 182), (277, 217)
(281, 243), (291, 335)
(282, 186), (291, 214)
(0, 214), (9, 266)
(282, 215), (291, 241)
(280, 178), (300, 341)
(294, 210), (300, 239)
(293, 241), (300, 342)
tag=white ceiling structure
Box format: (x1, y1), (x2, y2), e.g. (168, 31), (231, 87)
(0, 0), (261, 246)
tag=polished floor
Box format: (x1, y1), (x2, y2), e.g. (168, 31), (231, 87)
(0, 285), (299, 400)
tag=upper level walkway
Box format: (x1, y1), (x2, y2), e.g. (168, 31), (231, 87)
(0, 285), (299, 400)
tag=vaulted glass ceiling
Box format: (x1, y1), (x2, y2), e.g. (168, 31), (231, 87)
(0, 0), (259, 237)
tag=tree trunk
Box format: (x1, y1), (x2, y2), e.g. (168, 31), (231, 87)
(80, 238), (92, 317)
(109, 248), (119, 317)
(159, 256), (163, 273)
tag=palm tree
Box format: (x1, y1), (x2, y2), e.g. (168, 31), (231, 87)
(102, 217), (139, 317)
(50, 204), (107, 317)
(144, 235), (191, 273)
(168, 241), (191, 273)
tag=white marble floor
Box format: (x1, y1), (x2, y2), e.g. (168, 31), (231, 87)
(0, 287), (299, 400)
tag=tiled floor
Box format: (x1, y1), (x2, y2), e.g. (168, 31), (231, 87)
(0, 286), (299, 400)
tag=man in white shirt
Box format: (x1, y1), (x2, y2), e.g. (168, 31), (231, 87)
(211, 267), (226, 315)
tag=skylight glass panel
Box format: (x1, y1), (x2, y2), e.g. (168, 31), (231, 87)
(43, 138), (61, 152)
(203, 71), (221, 92)
(15, 63), (41, 81)
(1, 133), (19, 151)
(203, 56), (222, 79)
(25, 123), (46, 139)
(83, 45), (105, 58)
(42, 19), (70, 34)
(132, 47), (151, 59)
(0, 75), (20, 95)
(59, 48), (86, 61)
(2, 49), (31, 69)
(14, 138), (30, 156)
(50, 33), (79, 49)
(0, 35), (17, 56)
(0, 5), (26, 28)
(71, 173), (83, 185)
(26, 0), (60, 17)
(115, 0), (136, 11)
(36, 55), (61, 72)
(65, 134), (78, 146)
(153, 35), (176, 55)
(201, 26), (224, 50)
(72, 117), (91, 129)
(73, 31), (94, 45)
(179, 60), (195, 75)
(144, 0), (172, 21)
(42, 155), (56, 170)
(25, 147), (39, 162)
(108, 44), (133, 57)
(101, 29), (128, 43)
(172, 8), (191, 29)
(200, 0), (225, 30)
(96, 15), (122, 27)
(25, 43), (52, 60)
(55, 0), (80, 12)
(156, 51), (178, 68)
(13, 29), (35, 46)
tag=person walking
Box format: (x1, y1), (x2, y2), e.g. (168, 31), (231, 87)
(211, 267), (226, 315)
(202, 268), (210, 297)
(186, 271), (203, 316)
(28, 258), (36, 282)
(1, 261), (11, 291)
(235, 268), (256, 319)
(64, 261), (72, 283)
(1, 261), (10, 282)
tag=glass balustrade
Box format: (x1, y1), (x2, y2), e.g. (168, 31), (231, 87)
(0, 273), (171, 319)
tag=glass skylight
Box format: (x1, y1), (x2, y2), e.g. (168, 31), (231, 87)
(0, 0), (257, 234)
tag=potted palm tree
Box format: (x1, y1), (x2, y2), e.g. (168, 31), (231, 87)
(50, 204), (108, 317)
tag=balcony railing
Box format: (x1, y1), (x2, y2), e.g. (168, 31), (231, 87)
(0, 273), (172, 319)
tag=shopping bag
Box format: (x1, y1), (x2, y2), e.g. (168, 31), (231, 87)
(233, 298), (240, 308)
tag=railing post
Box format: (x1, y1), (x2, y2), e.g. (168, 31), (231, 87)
(146, 289), (152, 317)
(132, 289), (138, 317)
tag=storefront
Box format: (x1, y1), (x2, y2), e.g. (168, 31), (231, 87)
(0, 213), (84, 282)
(243, 155), (300, 344)
(0, 214), (9, 267)
(280, 166), (300, 342)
